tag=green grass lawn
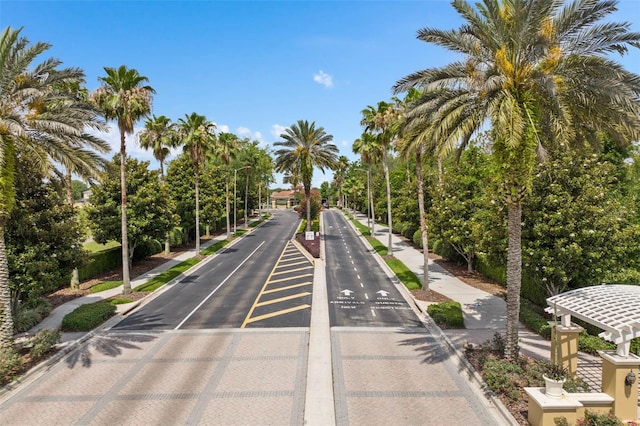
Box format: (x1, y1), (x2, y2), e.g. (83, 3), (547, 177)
(83, 240), (120, 253)
(134, 258), (201, 292)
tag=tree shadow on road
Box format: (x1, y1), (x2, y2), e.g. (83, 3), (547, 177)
(65, 331), (159, 369)
(396, 327), (452, 365)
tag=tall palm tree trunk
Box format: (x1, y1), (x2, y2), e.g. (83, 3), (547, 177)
(366, 167), (372, 235)
(382, 150), (392, 253)
(120, 132), (131, 294)
(0, 225), (13, 348)
(194, 170), (200, 254)
(305, 185), (311, 232)
(225, 172), (231, 239)
(65, 167), (80, 289)
(416, 151), (429, 294)
(161, 160), (170, 255)
(244, 173), (249, 229)
(505, 201), (522, 361)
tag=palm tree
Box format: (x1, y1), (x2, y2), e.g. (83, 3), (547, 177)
(138, 114), (176, 254)
(395, 88), (432, 295)
(0, 27), (108, 346)
(394, 0), (640, 360)
(176, 112), (216, 254)
(361, 101), (399, 253)
(353, 132), (380, 236)
(274, 120), (338, 231)
(91, 65), (154, 295)
(217, 132), (239, 239)
(332, 155), (350, 207)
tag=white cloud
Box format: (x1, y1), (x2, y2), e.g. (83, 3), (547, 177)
(271, 124), (288, 140)
(313, 70), (333, 88)
(217, 124), (230, 133)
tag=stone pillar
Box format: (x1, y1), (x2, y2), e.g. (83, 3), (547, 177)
(271, 199), (276, 209)
(550, 323), (584, 375)
(287, 200), (291, 209)
(598, 351), (640, 421)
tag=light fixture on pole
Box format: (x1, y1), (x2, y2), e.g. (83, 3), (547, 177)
(234, 166), (250, 234)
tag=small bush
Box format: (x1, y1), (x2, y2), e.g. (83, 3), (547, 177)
(575, 410), (628, 426)
(0, 346), (24, 385)
(61, 302), (116, 332)
(412, 229), (423, 248)
(28, 329), (60, 360)
(401, 223), (418, 240)
(578, 332), (615, 355)
(427, 301), (464, 328)
(14, 298), (52, 333)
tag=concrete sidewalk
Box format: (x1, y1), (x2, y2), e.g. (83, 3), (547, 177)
(345, 209), (609, 395)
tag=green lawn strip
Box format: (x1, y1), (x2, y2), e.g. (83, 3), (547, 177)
(134, 258), (201, 292)
(108, 298), (133, 305)
(89, 280), (122, 293)
(200, 239), (229, 256)
(83, 240), (120, 253)
(233, 229), (248, 238)
(367, 237), (388, 256)
(385, 257), (421, 291)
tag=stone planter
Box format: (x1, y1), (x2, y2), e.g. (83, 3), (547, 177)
(543, 374), (566, 398)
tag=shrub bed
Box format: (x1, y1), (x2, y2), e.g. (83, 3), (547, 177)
(427, 301), (464, 328)
(61, 302), (116, 332)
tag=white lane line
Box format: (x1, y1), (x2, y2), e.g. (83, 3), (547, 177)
(371, 309), (376, 317)
(354, 267), (357, 271)
(364, 293), (369, 300)
(357, 275), (360, 280)
(360, 283), (364, 287)
(174, 241), (266, 330)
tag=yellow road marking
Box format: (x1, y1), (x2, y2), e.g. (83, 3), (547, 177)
(264, 281), (312, 294)
(278, 260), (310, 268)
(256, 292), (311, 307)
(272, 266), (313, 276)
(243, 305), (311, 325)
(241, 242), (312, 328)
(268, 273), (313, 284)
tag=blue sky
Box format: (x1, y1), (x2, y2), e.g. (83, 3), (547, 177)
(2, 0), (639, 188)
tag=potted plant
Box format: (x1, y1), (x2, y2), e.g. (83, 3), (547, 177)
(544, 303), (568, 398)
(543, 362), (568, 398)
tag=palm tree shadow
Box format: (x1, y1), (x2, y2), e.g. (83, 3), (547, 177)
(397, 328), (452, 365)
(65, 331), (159, 369)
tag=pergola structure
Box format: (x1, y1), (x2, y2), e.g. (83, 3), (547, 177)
(546, 284), (640, 357)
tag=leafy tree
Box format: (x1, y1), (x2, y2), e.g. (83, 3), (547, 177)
(90, 65), (155, 294)
(87, 156), (173, 266)
(523, 147), (638, 296)
(274, 120), (339, 231)
(430, 146), (491, 272)
(394, 0), (640, 360)
(0, 27), (107, 347)
(7, 154), (88, 312)
(71, 180), (89, 201)
(175, 113), (216, 253)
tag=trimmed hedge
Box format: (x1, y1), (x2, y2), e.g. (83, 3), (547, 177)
(78, 246), (121, 281)
(427, 301), (464, 328)
(61, 302), (116, 332)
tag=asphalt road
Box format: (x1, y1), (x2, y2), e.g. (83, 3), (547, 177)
(322, 209), (422, 328)
(114, 209), (312, 330)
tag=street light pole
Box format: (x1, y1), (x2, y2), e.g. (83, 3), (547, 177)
(233, 166), (250, 234)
